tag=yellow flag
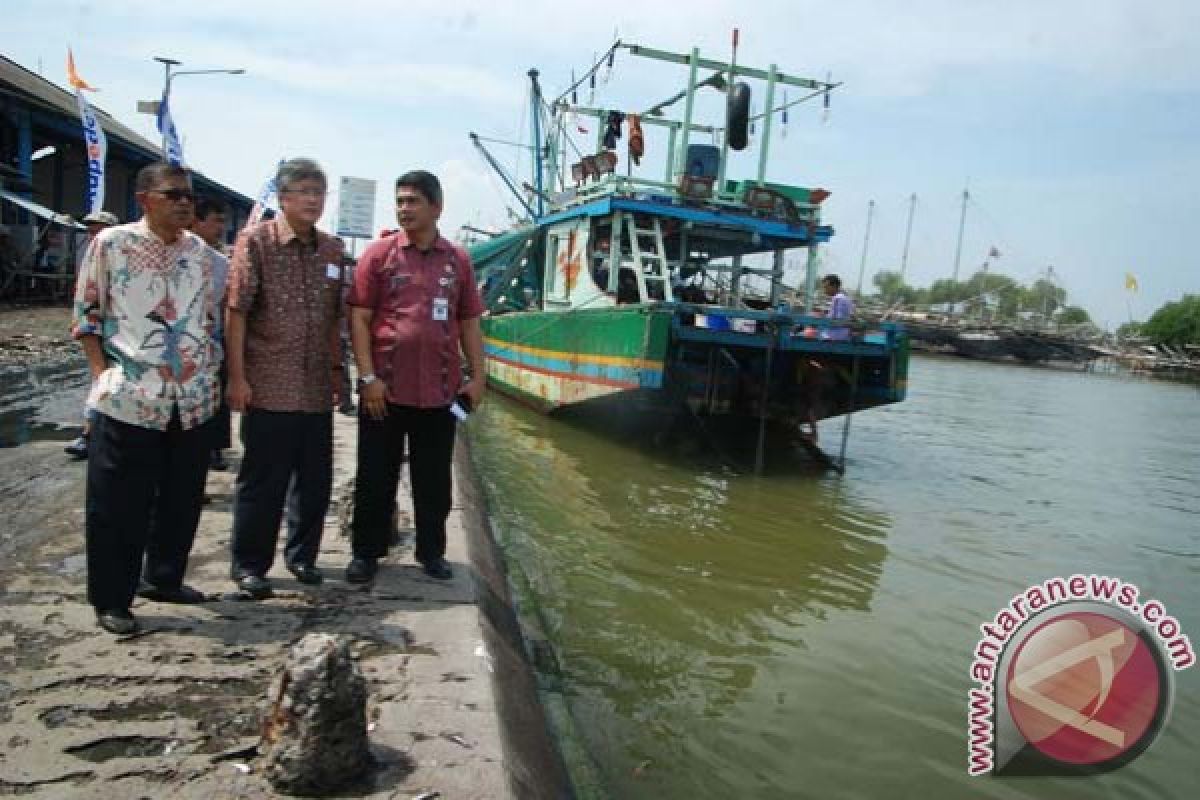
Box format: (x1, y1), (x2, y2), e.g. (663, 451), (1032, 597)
(66, 48), (97, 91)
(1125, 272), (1138, 293)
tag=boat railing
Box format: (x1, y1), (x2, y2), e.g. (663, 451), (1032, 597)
(547, 173), (822, 226)
(667, 302), (905, 354)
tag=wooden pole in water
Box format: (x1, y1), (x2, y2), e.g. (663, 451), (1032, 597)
(755, 322), (777, 474)
(836, 355), (861, 474)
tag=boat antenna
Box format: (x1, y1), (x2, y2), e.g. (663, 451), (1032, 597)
(553, 39), (622, 107)
(529, 69), (545, 218)
(469, 132), (537, 219)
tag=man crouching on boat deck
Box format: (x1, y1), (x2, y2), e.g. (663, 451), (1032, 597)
(345, 170), (485, 583)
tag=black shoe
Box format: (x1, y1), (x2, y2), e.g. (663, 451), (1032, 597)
(287, 563), (324, 585)
(96, 609), (138, 635)
(345, 557), (377, 584)
(235, 573), (272, 599)
(137, 582), (208, 604)
(209, 450), (228, 471)
(420, 557), (453, 581)
(65, 436), (88, 460)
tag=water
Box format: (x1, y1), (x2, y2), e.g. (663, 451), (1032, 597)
(467, 355), (1200, 799)
(0, 358), (87, 447)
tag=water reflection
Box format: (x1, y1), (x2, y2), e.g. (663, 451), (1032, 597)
(0, 359), (87, 447)
(469, 398), (892, 794)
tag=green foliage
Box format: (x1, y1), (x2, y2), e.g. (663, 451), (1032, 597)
(1141, 295), (1200, 346)
(1116, 321), (1143, 340)
(1057, 306), (1092, 326)
(867, 268), (1094, 324)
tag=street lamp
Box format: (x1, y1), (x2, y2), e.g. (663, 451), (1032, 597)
(151, 57), (246, 157)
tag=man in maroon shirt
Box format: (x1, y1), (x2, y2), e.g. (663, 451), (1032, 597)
(345, 171), (485, 582)
(225, 158), (346, 597)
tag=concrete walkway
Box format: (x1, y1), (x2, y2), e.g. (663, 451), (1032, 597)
(0, 408), (568, 798)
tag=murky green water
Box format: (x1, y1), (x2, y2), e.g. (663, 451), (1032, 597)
(468, 355), (1200, 799)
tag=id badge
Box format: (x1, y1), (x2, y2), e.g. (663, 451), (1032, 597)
(432, 297), (449, 321)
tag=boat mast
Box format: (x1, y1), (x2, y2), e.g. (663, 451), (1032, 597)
(528, 69), (545, 218)
(899, 192), (916, 285)
(951, 187), (968, 284)
(855, 199), (875, 296)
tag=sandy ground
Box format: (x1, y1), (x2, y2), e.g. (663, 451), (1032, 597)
(0, 408), (527, 799)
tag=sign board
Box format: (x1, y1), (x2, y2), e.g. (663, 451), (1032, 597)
(336, 176), (376, 239)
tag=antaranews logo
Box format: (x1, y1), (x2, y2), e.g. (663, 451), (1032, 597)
(967, 574), (1194, 776)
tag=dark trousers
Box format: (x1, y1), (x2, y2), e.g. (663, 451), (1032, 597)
(230, 410), (333, 576)
(85, 411), (211, 611)
(213, 357), (231, 451)
(351, 404), (456, 564)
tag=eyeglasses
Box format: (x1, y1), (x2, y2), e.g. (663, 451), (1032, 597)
(151, 188), (195, 203)
(281, 188), (328, 198)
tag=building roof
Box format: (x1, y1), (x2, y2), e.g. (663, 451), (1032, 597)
(0, 54), (252, 206)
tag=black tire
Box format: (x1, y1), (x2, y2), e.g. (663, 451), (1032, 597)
(727, 82), (751, 151)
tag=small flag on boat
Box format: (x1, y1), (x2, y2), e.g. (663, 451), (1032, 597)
(1125, 272), (1139, 292)
(988, 246), (1001, 259)
(781, 91), (788, 138)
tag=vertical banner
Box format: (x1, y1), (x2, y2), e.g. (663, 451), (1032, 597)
(66, 49), (106, 214)
(157, 91), (184, 166)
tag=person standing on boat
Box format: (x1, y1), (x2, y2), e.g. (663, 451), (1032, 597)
(344, 170), (485, 584)
(822, 273), (854, 341)
(225, 158), (346, 597)
(72, 163), (220, 634)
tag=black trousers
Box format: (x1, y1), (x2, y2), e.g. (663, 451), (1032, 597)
(212, 357), (231, 451)
(230, 410), (332, 576)
(351, 404), (456, 564)
(85, 411), (211, 611)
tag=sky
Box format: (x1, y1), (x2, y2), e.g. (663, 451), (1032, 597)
(3, 0), (1198, 328)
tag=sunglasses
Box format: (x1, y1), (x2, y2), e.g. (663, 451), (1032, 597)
(151, 188), (195, 203)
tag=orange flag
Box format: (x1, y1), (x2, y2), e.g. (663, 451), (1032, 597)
(66, 48), (97, 91)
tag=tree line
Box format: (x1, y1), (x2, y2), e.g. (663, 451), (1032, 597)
(1117, 295), (1200, 346)
(866, 269), (1093, 326)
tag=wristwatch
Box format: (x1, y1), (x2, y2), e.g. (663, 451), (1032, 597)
(357, 374), (378, 391)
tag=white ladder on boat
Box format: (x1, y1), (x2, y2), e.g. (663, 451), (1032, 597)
(620, 212), (674, 303)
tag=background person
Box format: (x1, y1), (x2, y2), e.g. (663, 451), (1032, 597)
(64, 211), (119, 460)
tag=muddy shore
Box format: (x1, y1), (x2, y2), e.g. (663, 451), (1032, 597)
(0, 319), (571, 799)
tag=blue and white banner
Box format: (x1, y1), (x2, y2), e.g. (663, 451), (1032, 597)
(156, 91), (184, 166)
(75, 91), (107, 213)
(67, 50), (106, 214)
(245, 161), (284, 228)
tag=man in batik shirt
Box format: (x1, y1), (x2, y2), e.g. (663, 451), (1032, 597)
(226, 157), (345, 597)
(72, 162), (220, 634)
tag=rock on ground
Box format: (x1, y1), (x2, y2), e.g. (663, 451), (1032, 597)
(261, 633), (372, 795)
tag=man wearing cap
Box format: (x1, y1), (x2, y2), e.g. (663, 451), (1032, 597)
(64, 210), (120, 460)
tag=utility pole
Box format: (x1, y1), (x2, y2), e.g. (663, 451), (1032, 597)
(855, 199), (875, 296)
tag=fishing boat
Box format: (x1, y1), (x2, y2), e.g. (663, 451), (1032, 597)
(467, 37), (909, 468)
